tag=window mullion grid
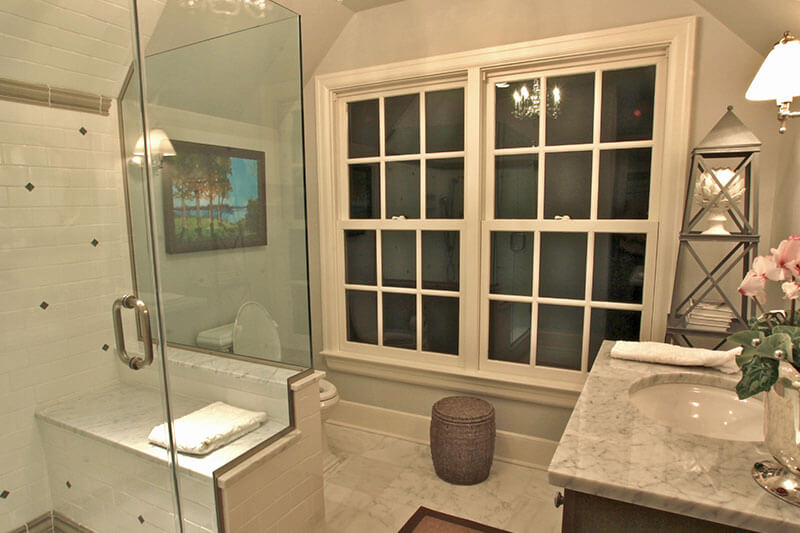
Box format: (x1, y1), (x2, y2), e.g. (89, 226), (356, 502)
(416, 228), (422, 353)
(418, 90), (426, 355)
(529, 230), (541, 369)
(537, 77), (546, 220)
(590, 69), (602, 220)
(377, 96), (386, 347)
(582, 230), (595, 373)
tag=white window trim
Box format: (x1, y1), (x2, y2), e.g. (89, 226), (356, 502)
(315, 16), (696, 406)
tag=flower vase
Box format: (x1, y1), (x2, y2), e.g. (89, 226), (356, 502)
(753, 360), (800, 506)
(701, 206), (730, 235)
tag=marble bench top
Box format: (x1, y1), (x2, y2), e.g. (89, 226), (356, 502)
(548, 340), (800, 533)
(36, 383), (288, 480)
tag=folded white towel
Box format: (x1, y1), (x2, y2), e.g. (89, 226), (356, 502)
(610, 341), (741, 374)
(148, 402), (267, 456)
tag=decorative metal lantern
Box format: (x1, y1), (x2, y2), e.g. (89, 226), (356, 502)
(666, 106), (761, 347)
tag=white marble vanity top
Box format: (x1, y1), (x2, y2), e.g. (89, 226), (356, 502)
(36, 383), (287, 480)
(548, 340), (800, 533)
(166, 346), (303, 386)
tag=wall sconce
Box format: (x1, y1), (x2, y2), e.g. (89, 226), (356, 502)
(133, 129), (176, 168)
(746, 31), (800, 133)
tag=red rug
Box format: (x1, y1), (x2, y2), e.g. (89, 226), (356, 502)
(398, 506), (511, 533)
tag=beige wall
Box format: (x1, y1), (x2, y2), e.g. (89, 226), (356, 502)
(303, 0), (789, 441)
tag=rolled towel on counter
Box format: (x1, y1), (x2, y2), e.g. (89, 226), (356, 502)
(148, 402), (267, 456)
(610, 341), (741, 374)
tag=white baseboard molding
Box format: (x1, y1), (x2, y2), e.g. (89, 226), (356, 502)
(327, 400), (558, 471)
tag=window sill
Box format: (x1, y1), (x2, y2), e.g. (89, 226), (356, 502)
(321, 349), (583, 408)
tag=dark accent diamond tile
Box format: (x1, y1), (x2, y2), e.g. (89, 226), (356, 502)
(0, 490), (8, 499)
(40, 301), (49, 310)
(79, 127), (87, 135)
(25, 182), (34, 191)
(102, 344), (110, 351)
(91, 239), (99, 247)
(138, 515), (145, 524)
(66, 481), (71, 488)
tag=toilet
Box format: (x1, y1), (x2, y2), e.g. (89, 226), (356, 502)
(319, 377), (340, 472)
(195, 301), (281, 360)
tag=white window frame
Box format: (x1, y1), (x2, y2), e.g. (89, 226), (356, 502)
(315, 17), (696, 406)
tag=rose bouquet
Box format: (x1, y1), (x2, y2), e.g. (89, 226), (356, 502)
(728, 235), (800, 399)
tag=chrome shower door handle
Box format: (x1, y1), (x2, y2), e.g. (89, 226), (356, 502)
(111, 294), (155, 370)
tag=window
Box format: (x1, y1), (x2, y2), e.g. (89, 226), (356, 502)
(316, 18), (695, 397)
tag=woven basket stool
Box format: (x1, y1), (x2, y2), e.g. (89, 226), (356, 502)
(430, 396), (496, 485)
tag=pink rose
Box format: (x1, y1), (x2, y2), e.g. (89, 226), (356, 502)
(738, 270), (767, 303)
(782, 281), (800, 300)
(770, 238), (800, 280)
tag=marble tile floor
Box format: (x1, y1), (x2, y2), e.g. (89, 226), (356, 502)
(322, 423), (563, 533)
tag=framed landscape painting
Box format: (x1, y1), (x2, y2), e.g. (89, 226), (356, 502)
(161, 140), (267, 254)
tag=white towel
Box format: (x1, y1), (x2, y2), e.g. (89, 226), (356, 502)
(148, 402), (267, 456)
(610, 341), (741, 374)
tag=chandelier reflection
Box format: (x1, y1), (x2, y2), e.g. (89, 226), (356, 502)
(178, 0), (274, 17)
(510, 80), (562, 120)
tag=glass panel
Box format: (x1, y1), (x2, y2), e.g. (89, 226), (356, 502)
(426, 158), (464, 218)
(348, 99), (380, 158)
(592, 233), (646, 304)
(539, 232), (587, 299)
(545, 73), (594, 146)
(536, 304), (583, 370)
(345, 230), (376, 285)
(489, 301), (531, 364)
(490, 232), (533, 296)
(386, 160), (420, 218)
(346, 290), (378, 344)
(385, 93), (420, 155)
(349, 163), (380, 219)
(383, 292), (417, 349)
(495, 79), (540, 148)
(544, 151), (592, 219)
(495, 154), (538, 219)
(601, 66), (656, 142)
(422, 231), (459, 291)
(382, 230), (416, 288)
(589, 309), (641, 369)
(426, 88), (464, 153)
(598, 148), (651, 219)
(422, 296), (459, 355)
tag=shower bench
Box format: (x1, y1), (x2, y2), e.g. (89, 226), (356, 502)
(35, 348), (311, 533)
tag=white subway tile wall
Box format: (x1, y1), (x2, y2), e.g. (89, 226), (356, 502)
(0, 99), (129, 530)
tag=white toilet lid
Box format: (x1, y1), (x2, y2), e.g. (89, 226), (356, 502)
(232, 301), (281, 360)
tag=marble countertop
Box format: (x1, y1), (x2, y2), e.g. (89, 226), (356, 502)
(548, 340), (800, 533)
(36, 383), (287, 480)
(166, 346), (304, 387)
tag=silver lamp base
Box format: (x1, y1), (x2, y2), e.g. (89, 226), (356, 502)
(752, 460), (800, 507)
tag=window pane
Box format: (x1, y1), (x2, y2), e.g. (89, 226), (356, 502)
(345, 230), (376, 285)
(426, 88), (464, 153)
(385, 93), (420, 155)
(536, 304), (583, 370)
(598, 148), (651, 219)
(601, 65), (656, 142)
(426, 158), (464, 218)
(349, 163), (380, 219)
(423, 296), (459, 355)
(544, 151), (592, 219)
(495, 154), (537, 219)
(382, 230), (415, 288)
(490, 232), (533, 296)
(495, 79), (540, 149)
(348, 99), (379, 158)
(592, 233), (646, 304)
(489, 301), (531, 364)
(545, 73), (594, 146)
(346, 290), (377, 344)
(589, 309), (641, 369)
(539, 232), (587, 299)
(422, 231), (459, 291)
(383, 292), (416, 349)
(386, 161), (420, 218)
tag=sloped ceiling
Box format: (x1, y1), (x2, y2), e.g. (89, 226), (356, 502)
(694, 0), (800, 54)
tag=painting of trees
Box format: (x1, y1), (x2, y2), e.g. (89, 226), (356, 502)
(161, 140), (266, 254)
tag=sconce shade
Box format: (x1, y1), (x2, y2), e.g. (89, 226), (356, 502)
(134, 129), (176, 157)
(746, 37), (800, 102)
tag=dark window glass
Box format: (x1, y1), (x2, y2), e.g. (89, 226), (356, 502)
(495, 154), (538, 219)
(544, 151), (592, 219)
(346, 290), (377, 344)
(382, 230), (415, 288)
(539, 233), (587, 300)
(422, 231), (459, 291)
(592, 233), (646, 304)
(601, 66), (656, 142)
(488, 301), (531, 364)
(490, 232), (533, 296)
(536, 304), (583, 370)
(386, 161), (420, 219)
(348, 99), (379, 158)
(349, 163), (380, 219)
(588, 309), (640, 369)
(383, 292), (416, 350)
(495, 80), (540, 149)
(385, 94), (420, 155)
(426, 158), (464, 218)
(426, 89), (464, 153)
(422, 296), (459, 355)
(598, 148), (651, 219)
(344, 230), (376, 285)
(545, 73), (594, 146)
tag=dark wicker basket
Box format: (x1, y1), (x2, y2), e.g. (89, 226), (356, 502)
(430, 396), (495, 485)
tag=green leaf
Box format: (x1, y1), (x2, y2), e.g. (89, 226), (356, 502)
(755, 333), (792, 360)
(728, 329), (764, 347)
(736, 355), (780, 400)
(772, 326), (800, 365)
(736, 346), (757, 367)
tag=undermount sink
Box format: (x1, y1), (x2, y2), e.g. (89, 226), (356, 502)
(629, 375), (764, 442)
